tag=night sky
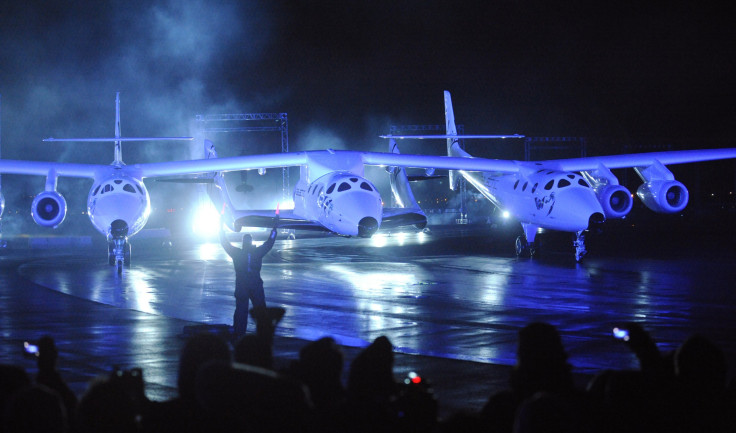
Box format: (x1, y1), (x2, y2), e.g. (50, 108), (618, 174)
(1, 1), (734, 234)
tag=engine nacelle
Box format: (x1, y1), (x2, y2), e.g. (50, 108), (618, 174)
(31, 191), (67, 228)
(636, 180), (689, 214)
(595, 184), (633, 219)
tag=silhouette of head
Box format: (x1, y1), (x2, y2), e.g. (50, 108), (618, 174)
(516, 322), (568, 369)
(177, 333), (231, 401)
(242, 234), (253, 248)
(675, 334), (726, 394)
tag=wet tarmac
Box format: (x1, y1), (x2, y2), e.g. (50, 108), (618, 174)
(2, 221), (736, 417)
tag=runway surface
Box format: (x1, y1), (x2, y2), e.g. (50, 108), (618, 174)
(2, 221), (736, 415)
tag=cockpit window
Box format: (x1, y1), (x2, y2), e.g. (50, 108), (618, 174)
(326, 183), (336, 194)
(522, 181), (528, 191)
(544, 180), (554, 190)
(578, 179), (589, 187)
(338, 182), (351, 192)
(558, 179), (571, 188)
(531, 183), (538, 193)
(93, 185), (101, 196)
(514, 180), (520, 189)
(114, 179), (123, 184)
(136, 184), (144, 194)
(567, 174), (575, 179)
(360, 182), (373, 191)
(350, 177), (358, 182)
(102, 184), (113, 194)
(123, 184), (136, 193)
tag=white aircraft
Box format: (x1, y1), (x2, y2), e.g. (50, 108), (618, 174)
(0, 93), (521, 271)
(384, 90), (736, 261)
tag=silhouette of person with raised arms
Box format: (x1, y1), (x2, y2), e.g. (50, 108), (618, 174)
(219, 215), (279, 338)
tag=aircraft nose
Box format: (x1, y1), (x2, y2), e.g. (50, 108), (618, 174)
(358, 217), (379, 238)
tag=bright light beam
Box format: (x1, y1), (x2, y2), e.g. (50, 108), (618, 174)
(192, 201), (220, 238)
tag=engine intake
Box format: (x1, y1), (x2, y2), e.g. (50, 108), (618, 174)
(636, 180), (689, 214)
(31, 191), (67, 228)
(596, 185), (633, 219)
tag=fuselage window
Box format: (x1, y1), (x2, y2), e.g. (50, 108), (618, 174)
(123, 184), (136, 193)
(531, 183), (538, 193)
(578, 179), (589, 187)
(514, 180), (520, 189)
(338, 182), (351, 192)
(326, 183), (336, 194)
(522, 182), (528, 191)
(558, 179), (571, 188)
(544, 180), (554, 190)
(360, 182), (373, 191)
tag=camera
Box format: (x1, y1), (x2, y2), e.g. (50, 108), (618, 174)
(23, 341), (39, 357)
(613, 327), (630, 341)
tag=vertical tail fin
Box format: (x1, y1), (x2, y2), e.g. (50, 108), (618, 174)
(113, 92), (123, 166)
(444, 91), (463, 190)
(203, 140), (237, 229)
(388, 139), (422, 211)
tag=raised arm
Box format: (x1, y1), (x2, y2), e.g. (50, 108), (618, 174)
(257, 216), (279, 256)
(219, 225), (239, 258)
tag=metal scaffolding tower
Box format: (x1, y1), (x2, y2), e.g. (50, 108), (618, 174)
(388, 124), (468, 224)
(195, 112), (289, 201)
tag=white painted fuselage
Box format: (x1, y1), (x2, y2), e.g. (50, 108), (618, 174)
(460, 167), (604, 233)
(86, 169), (151, 237)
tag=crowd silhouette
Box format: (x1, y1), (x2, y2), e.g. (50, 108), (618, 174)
(2, 308), (735, 432)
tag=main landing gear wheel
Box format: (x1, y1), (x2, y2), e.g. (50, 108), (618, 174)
(515, 236), (538, 258)
(108, 243), (115, 265)
(123, 242), (131, 266)
(573, 231), (587, 262)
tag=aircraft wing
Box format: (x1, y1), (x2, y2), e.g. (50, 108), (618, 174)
(134, 150), (522, 178)
(0, 159), (103, 178)
(232, 209), (328, 232)
(545, 148), (736, 172)
(380, 208), (427, 229)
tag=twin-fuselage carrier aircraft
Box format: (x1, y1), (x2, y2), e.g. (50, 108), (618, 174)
(383, 91), (736, 261)
(2, 92), (735, 270)
(0, 93), (520, 271)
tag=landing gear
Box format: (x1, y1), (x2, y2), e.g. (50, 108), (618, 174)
(574, 231), (587, 262)
(108, 219), (130, 273)
(515, 236), (538, 258)
(516, 223), (539, 258)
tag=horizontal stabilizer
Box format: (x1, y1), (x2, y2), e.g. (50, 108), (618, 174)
(380, 134), (524, 139)
(155, 177), (214, 184)
(43, 137), (193, 142)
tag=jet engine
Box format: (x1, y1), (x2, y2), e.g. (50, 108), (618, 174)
(636, 180), (689, 213)
(31, 191), (67, 228)
(595, 185), (633, 219)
